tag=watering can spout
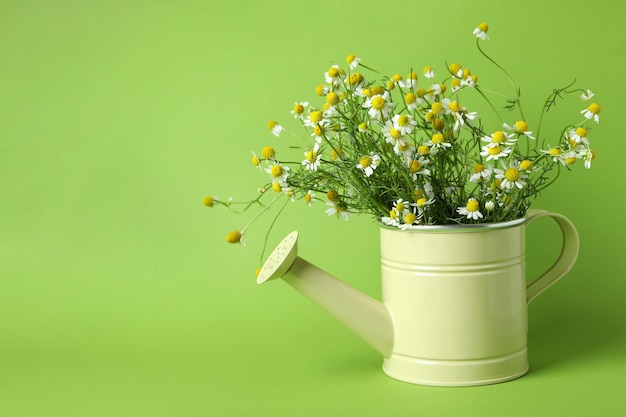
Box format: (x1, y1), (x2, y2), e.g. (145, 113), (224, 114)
(257, 231), (394, 358)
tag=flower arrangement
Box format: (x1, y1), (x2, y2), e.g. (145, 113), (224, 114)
(205, 23), (600, 250)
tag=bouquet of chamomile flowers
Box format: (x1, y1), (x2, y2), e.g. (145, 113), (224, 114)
(205, 22), (601, 248)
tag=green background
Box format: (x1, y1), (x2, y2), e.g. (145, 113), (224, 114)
(1, 0), (624, 415)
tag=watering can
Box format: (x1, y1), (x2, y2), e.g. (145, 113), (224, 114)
(256, 209), (579, 386)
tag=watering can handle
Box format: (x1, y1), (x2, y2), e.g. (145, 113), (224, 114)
(525, 209), (579, 304)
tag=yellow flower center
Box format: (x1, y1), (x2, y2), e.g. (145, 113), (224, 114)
(473, 163), (485, 173)
(225, 230), (242, 244)
(309, 111), (323, 123)
(407, 71), (418, 80)
(349, 73), (364, 85)
(404, 212), (417, 224)
(449, 63), (461, 74)
(327, 67), (339, 78)
(304, 193), (312, 203)
(431, 102), (443, 115)
(270, 165), (283, 177)
(416, 88), (427, 98)
(327, 190), (339, 201)
(432, 118), (444, 131)
(331, 148), (343, 160)
(423, 66), (433, 75)
(451, 79), (461, 89)
(565, 157), (577, 165)
(305, 150), (317, 162)
(293, 103), (305, 114)
(361, 88), (372, 97)
(409, 160), (421, 173)
(392, 73), (403, 82)
(575, 127), (588, 137)
(588, 103), (601, 115)
(466, 199), (480, 212)
(548, 148), (561, 156)
(371, 85), (384, 95)
(261, 146), (275, 159)
(413, 189), (424, 199)
(417, 145), (430, 156)
(395, 202), (405, 212)
(371, 96), (385, 110)
(326, 92), (339, 106)
(488, 145), (502, 156)
(514, 121), (528, 132)
(346, 54), (356, 64)
(203, 196), (214, 207)
(251, 155), (260, 167)
(448, 101), (461, 112)
(492, 131), (507, 143)
(477, 22), (489, 32)
(389, 209), (397, 219)
(432, 133), (444, 144)
(313, 124), (325, 136)
(315, 85), (326, 96)
(405, 92), (416, 104)
(520, 160), (533, 170)
(360, 156), (372, 168)
(271, 181), (282, 193)
(397, 114), (410, 127)
(505, 167), (520, 182)
(267, 120), (279, 130)
(390, 128), (402, 139)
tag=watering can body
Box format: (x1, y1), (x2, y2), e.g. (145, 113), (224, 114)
(257, 210), (579, 386)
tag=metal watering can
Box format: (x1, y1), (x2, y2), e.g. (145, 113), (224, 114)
(257, 209), (579, 386)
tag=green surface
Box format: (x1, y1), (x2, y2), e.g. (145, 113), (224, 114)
(1, 0), (624, 415)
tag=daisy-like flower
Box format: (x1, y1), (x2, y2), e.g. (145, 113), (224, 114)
(469, 162), (493, 183)
(391, 198), (410, 218)
(413, 197), (435, 214)
(303, 109), (326, 128)
(324, 65), (344, 86)
(265, 161), (290, 184)
(392, 113), (417, 135)
(356, 153), (381, 177)
(581, 148), (596, 169)
(408, 157), (431, 178)
(567, 127), (590, 145)
(423, 66), (435, 79)
(203, 195), (219, 207)
(404, 92), (418, 111)
(541, 147), (566, 165)
(495, 161), (528, 190)
(363, 91), (393, 119)
(427, 132), (452, 153)
(251, 152), (261, 170)
(325, 201), (352, 221)
(291, 101), (309, 119)
(346, 54), (360, 70)
(457, 198), (483, 220)
(304, 190), (316, 207)
(581, 89), (594, 101)
(503, 121), (535, 140)
(381, 120), (404, 145)
(485, 200), (496, 212)
(443, 99), (477, 131)
(581, 103), (601, 123)
(473, 22), (489, 40)
(302, 143), (322, 171)
(399, 209), (422, 230)
(481, 130), (517, 147)
(225, 230), (244, 245)
(480, 143), (512, 161)
(267, 120), (284, 137)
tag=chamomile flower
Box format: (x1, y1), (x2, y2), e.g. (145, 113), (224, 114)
(356, 153), (381, 177)
(423, 66), (435, 79)
(503, 121), (535, 140)
(469, 163), (493, 183)
(304, 190), (316, 206)
(363, 91), (393, 119)
(304, 109), (326, 127)
(581, 89), (594, 101)
(473, 23), (489, 40)
(302, 143), (322, 171)
(291, 101), (309, 119)
(324, 65), (344, 86)
(203, 195), (219, 207)
(407, 157), (431, 178)
(251, 152), (261, 170)
(400, 209), (422, 230)
(267, 120), (284, 137)
(581, 148), (596, 169)
(346, 54), (360, 70)
(381, 121), (404, 145)
(541, 147), (566, 165)
(404, 92), (418, 111)
(391, 198), (410, 217)
(265, 161), (290, 183)
(325, 201), (352, 221)
(413, 197), (435, 213)
(398, 71), (418, 89)
(226, 229), (245, 245)
(392, 113), (417, 135)
(481, 130), (516, 147)
(480, 144), (512, 161)
(495, 161), (528, 190)
(581, 103), (601, 123)
(567, 127), (590, 145)
(427, 132), (452, 153)
(457, 198), (483, 220)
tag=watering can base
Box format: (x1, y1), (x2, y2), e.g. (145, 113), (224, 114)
(382, 348), (529, 387)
